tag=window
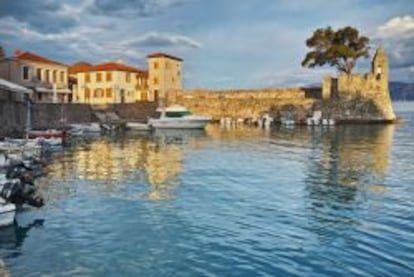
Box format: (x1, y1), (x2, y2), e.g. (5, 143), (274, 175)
(60, 71), (65, 82)
(53, 70), (57, 82)
(106, 72), (112, 81)
(106, 88), (112, 98)
(165, 61), (170, 69)
(22, 66), (30, 80)
(45, 70), (50, 83)
(153, 77), (159, 85)
(96, 72), (102, 82)
(141, 91), (148, 101)
(94, 89), (100, 98)
(36, 68), (42, 81)
(153, 62), (159, 70)
(172, 77), (175, 83)
(85, 73), (90, 82)
(126, 72), (131, 82)
(85, 88), (90, 99)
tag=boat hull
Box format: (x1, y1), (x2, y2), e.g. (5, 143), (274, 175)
(149, 118), (210, 129)
(0, 202), (16, 227)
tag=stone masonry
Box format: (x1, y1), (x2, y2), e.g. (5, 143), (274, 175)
(322, 47), (396, 120)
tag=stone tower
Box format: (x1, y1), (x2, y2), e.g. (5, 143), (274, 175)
(372, 46), (389, 91)
(371, 47), (396, 120)
(321, 46), (396, 121)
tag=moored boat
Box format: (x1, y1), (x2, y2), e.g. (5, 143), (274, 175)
(27, 129), (66, 146)
(126, 122), (151, 131)
(148, 105), (211, 129)
(0, 199), (16, 227)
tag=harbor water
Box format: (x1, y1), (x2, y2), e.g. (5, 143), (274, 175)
(1, 103), (414, 276)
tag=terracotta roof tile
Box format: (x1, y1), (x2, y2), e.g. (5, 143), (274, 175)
(73, 62), (147, 74)
(69, 62), (93, 74)
(16, 52), (67, 66)
(147, 52), (183, 61)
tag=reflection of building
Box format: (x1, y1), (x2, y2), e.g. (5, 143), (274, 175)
(70, 62), (149, 104)
(0, 51), (71, 102)
(147, 53), (183, 106)
(47, 136), (184, 200)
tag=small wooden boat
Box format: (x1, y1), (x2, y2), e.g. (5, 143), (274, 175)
(27, 130), (66, 146)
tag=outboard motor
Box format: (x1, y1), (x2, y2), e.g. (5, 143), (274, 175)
(2, 162), (45, 208)
(0, 181), (44, 208)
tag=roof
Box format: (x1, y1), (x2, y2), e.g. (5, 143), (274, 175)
(16, 52), (67, 67)
(69, 62), (93, 74)
(0, 78), (32, 94)
(72, 62), (147, 75)
(147, 53), (183, 62)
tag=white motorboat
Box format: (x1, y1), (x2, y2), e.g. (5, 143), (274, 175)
(126, 122), (151, 131)
(69, 123), (102, 136)
(148, 105), (211, 129)
(0, 198), (16, 227)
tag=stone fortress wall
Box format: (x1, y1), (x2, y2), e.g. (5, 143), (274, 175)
(176, 47), (396, 122)
(177, 88), (316, 120)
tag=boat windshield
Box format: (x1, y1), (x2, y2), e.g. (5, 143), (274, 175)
(165, 111), (192, 118)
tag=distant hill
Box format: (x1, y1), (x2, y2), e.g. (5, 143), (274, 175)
(389, 82), (414, 101)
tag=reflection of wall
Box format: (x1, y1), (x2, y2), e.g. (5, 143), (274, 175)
(307, 124), (395, 202)
(304, 125), (395, 239)
(336, 125), (395, 179)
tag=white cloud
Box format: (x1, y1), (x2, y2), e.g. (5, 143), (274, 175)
(0, 16), (102, 42)
(374, 15), (414, 80)
(55, 0), (96, 21)
(377, 15), (414, 39)
(122, 32), (202, 49)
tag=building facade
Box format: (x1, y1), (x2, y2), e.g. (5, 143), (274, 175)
(70, 62), (149, 104)
(147, 53), (183, 106)
(0, 51), (71, 102)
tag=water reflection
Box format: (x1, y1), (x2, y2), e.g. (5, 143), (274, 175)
(0, 219), (44, 258)
(44, 130), (209, 201)
(304, 125), (395, 237)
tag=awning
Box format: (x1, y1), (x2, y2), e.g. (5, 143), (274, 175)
(0, 78), (33, 94)
(35, 87), (72, 94)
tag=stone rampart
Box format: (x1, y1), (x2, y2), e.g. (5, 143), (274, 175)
(177, 88), (316, 120)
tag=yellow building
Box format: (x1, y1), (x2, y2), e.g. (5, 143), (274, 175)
(147, 53), (183, 106)
(70, 62), (149, 104)
(0, 51), (71, 102)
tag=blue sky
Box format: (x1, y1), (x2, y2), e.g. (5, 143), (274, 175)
(0, 0), (413, 89)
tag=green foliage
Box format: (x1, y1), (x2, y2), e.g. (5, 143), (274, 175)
(302, 26), (370, 75)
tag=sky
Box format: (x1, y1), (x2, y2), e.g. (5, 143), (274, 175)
(0, 0), (413, 89)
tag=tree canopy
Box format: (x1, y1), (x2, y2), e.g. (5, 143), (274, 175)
(301, 26), (370, 75)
